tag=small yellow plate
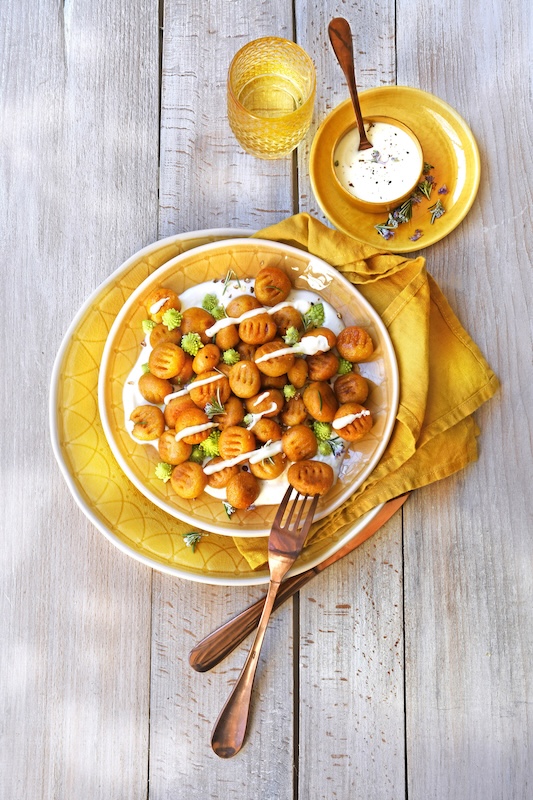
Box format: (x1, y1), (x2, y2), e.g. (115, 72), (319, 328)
(310, 87), (481, 253)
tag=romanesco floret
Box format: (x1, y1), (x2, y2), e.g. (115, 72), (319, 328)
(189, 445), (205, 464)
(283, 326), (300, 345)
(202, 294), (226, 320)
(199, 429), (221, 457)
(222, 348), (240, 365)
(181, 332), (204, 356)
(154, 462), (173, 482)
(338, 358), (353, 375)
(211, 305), (226, 321)
(201, 294), (219, 313)
(162, 308), (183, 330)
(303, 302), (325, 330)
(142, 319), (156, 334)
(318, 440), (333, 456)
(283, 384), (296, 400)
(318, 436), (344, 457)
(313, 421), (333, 441)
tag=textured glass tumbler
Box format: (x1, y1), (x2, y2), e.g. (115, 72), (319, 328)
(227, 37), (316, 159)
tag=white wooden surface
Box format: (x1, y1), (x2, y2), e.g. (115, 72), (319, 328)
(2, 0), (532, 798)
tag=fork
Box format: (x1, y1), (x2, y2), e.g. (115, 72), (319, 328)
(211, 487), (320, 758)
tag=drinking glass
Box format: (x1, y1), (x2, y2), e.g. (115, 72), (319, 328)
(227, 37), (316, 159)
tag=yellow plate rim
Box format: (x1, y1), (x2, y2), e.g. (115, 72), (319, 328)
(310, 86), (481, 253)
(49, 230), (387, 586)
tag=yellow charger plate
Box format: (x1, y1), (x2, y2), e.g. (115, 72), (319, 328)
(310, 87), (481, 253)
(49, 230), (387, 586)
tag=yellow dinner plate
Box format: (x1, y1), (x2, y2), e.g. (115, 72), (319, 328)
(49, 230), (388, 586)
(310, 87), (481, 253)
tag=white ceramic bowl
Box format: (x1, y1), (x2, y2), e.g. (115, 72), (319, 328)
(98, 237), (399, 537)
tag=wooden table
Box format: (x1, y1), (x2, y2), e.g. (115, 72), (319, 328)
(2, 1), (532, 797)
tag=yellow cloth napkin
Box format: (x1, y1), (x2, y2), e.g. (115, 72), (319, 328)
(233, 213), (499, 569)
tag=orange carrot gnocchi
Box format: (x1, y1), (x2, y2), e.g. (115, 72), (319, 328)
(123, 265), (377, 517)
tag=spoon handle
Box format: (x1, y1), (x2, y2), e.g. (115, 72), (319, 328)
(328, 17), (372, 150)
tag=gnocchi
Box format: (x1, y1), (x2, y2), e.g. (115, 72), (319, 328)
(124, 264), (378, 518)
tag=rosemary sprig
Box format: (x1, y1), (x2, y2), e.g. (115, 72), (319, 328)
(222, 501), (236, 518)
(394, 196), (414, 223)
(182, 532), (203, 553)
(222, 269), (241, 295)
(428, 199), (446, 224)
(204, 387), (226, 418)
(418, 179), (434, 200)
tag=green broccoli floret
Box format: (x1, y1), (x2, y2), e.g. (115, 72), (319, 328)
(189, 445), (205, 464)
(162, 308), (183, 330)
(199, 429), (221, 457)
(313, 421), (333, 441)
(303, 302), (325, 331)
(222, 348), (240, 365)
(154, 462), (173, 483)
(201, 294), (219, 313)
(283, 326), (301, 345)
(283, 384), (296, 400)
(181, 332), (204, 356)
(338, 358), (353, 375)
(142, 319), (156, 334)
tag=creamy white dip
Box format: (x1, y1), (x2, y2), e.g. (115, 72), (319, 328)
(333, 120), (422, 204)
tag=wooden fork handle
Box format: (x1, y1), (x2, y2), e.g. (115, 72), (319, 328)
(190, 570), (316, 673)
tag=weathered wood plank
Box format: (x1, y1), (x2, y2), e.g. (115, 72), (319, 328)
(296, 2), (406, 797)
(398, 0), (533, 796)
(158, 1), (297, 237)
(0, 1), (160, 798)
(150, 2), (297, 796)
(298, 521), (405, 800)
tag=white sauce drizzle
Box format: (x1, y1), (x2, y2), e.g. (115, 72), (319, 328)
(149, 296), (170, 315)
(253, 392), (270, 407)
(163, 372), (225, 404)
(248, 439), (284, 464)
(245, 402), (278, 430)
(254, 334), (330, 364)
(203, 440), (283, 476)
(174, 421), (217, 442)
(332, 409), (371, 429)
(205, 299), (312, 338)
